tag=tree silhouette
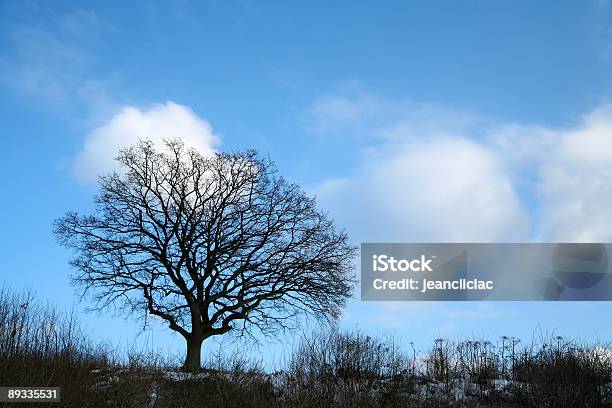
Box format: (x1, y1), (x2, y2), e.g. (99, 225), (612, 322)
(54, 140), (356, 371)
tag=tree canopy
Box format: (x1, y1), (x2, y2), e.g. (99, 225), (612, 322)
(54, 140), (356, 371)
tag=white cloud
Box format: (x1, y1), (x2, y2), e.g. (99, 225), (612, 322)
(557, 106), (612, 166)
(316, 136), (529, 242)
(74, 102), (219, 182)
(309, 88), (612, 243)
(535, 105), (612, 241)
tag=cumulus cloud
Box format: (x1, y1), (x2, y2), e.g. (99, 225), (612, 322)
(73, 102), (219, 182)
(316, 136), (529, 242)
(535, 105), (612, 241)
(309, 89), (612, 243)
(486, 105), (612, 241)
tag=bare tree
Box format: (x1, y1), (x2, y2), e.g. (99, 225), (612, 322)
(54, 140), (356, 372)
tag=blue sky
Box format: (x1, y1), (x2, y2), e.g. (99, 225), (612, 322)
(2, 0), (612, 363)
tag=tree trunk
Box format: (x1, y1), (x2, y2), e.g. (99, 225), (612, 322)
(183, 334), (204, 373)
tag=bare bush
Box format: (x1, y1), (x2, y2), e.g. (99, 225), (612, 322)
(0, 287), (114, 406)
(510, 336), (612, 406)
(282, 328), (414, 407)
